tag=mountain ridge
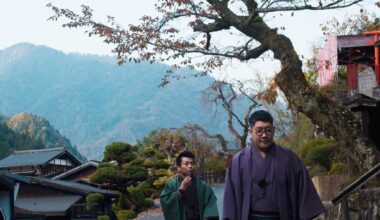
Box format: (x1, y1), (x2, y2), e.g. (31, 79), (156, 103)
(0, 43), (232, 159)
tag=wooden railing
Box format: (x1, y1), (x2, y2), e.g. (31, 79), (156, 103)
(197, 172), (225, 184)
(329, 162), (380, 219)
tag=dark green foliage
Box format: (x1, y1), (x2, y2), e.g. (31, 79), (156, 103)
(155, 159), (170, 169)
(136, 182), (158, 198)
(0, 121), (44, 159)
(0, 113), (85, 162)
(123, 164), (148, 181)
(117, 210), (136, 220)
(115, 191), (127, 210)
(143, 159), (154, 168)
(86, 193), (104, 203)
(128, 158), (145, 166)
(90, 166), (124, 184)
(329, 162), (348, 175)
(154, 169), (169, 177)
(143, 188), (158, 198)
(86, 193), (104, 211)
(205, 157), (226, 173)
(103, 142), (136, 164)
(300, 137), (337, 174)
(143, 147), (156, 157)
(96, 215), (110, 220)
(127, 186), (145, 208)
(143, 198), (154, 208)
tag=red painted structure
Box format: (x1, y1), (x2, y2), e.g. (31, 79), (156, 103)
(318, 32), (379, 89)
(364, 31), (380, 85)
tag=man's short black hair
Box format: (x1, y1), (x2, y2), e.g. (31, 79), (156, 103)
(249, 110), (273, 127)
(176, 150), (195, 166)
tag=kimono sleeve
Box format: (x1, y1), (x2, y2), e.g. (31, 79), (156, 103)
(222, 154), (242, 220)
(296, 158), (326, 220)
(202, 183), (219, 219)
(159, 180), (183, 220)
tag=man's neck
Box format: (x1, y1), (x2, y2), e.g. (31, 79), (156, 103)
(255, 143), (275, 158)
(258, 149), (267, 158)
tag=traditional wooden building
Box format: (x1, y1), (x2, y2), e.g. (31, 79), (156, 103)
(52, 161), (98, 185)
(1, 172), (117, 220)
(0, 173), (15, 220)
(0, 148), (82, 177)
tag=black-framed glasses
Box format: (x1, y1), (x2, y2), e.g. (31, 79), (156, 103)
(253, 126), (274, 136)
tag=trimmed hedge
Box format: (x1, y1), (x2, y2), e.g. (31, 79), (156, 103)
(117, 209), (136, 220)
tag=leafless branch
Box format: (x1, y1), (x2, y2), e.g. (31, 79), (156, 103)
(193, 19), (231, 32)
(255, 0), (363, 13)
(183, 124), (228, 152)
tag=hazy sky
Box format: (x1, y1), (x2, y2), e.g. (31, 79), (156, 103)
(0, 0), (376, 80)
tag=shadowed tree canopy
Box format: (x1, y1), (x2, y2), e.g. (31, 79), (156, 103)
(48, 0), (379, 172)
(103, 142), (137, 164)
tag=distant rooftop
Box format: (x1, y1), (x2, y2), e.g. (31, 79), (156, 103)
(0, 147), (81, 168)
(53, 161), (98, 180)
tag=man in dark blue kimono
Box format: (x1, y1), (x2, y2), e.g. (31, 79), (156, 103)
(223, 110), (325, 220)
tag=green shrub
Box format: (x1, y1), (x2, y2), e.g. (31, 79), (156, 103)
(329, 162), (348, 175)
(155, 159), (170, 169)
(154, 169), (169, 176)
(309, 164), (328, 177)
(97, 215), (110, 220)
(143, 159), (154, 168)
(143, 198), (154, 208)
(128, 186), (145, 208)
(103, 142), (137, 164)
(112, 203), (121, 212)
(117, 209), (136, 220)
(153, 176), (169, 188)
(137, 181), (150, 191)
(90, 166), (124, 184)
(143, 147), (156, 157)
(86, 193), (104, 211)
(300, 138), (336, 171)
(115, 191), (128, 210)
(128, 158), (145, 166)
(205, 157), (226, 173)
(144, 188), (158, 198)
(123, 164), (148, 180)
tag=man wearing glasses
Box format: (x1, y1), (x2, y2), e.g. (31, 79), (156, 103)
(160, 150), (219, 220)
(223, 110), (325, 220)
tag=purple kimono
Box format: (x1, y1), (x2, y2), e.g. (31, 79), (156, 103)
(222, 144), (326, 220)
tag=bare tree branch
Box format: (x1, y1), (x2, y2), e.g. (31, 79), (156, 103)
(183, 124), (228, 152)
(255, 0), (363, 13)
(192, 19), (231, 33)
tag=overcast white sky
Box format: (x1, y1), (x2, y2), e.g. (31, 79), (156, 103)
(0, 0), (377, 81)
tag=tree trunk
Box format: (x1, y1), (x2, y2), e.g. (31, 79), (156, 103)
(233, 17), (379, 172)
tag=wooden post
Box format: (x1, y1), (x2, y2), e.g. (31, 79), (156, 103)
(340, 198), (350, 220)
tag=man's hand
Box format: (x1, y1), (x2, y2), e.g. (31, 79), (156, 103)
(179, 175), (192, 191)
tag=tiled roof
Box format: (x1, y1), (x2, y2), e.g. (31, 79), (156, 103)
(36, 177), (117, 197)
(2, 171), (118, 198)
(0, 171), (31, 184)
(0, 147), (66, 168)
(53, 161), (98, 180)
(0, 172), (15, 189)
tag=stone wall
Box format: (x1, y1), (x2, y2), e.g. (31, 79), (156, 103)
(315, 188), (380, 220)
(312, 175), (349, 201)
